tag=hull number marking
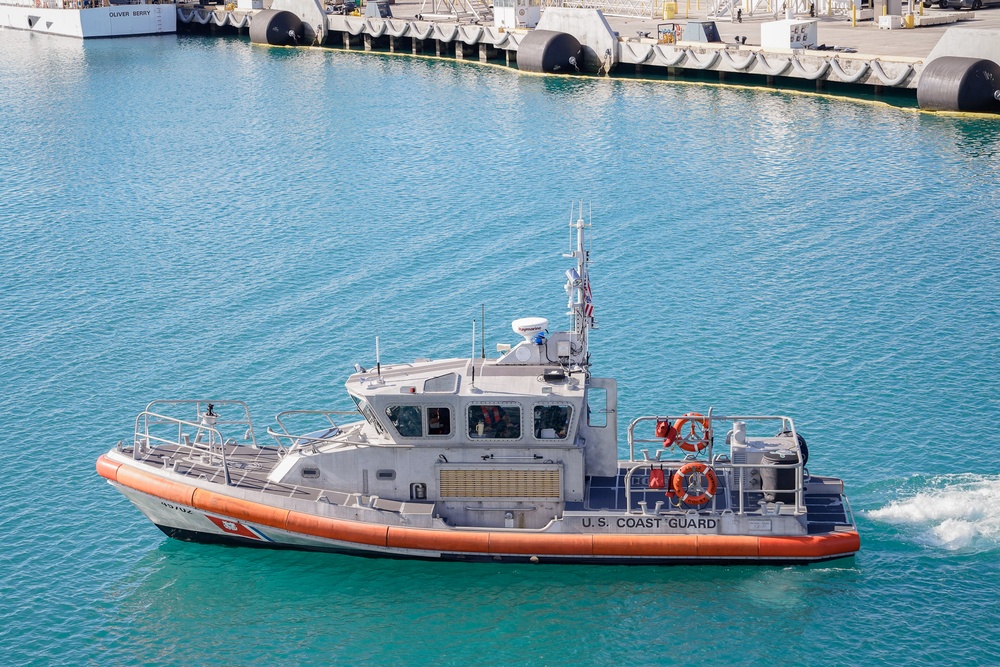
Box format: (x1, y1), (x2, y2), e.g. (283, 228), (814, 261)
(160, 501), (192, 514)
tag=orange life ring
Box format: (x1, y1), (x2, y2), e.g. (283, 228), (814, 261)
(672, 461), (718, 505)
(665, 412), (709, 452)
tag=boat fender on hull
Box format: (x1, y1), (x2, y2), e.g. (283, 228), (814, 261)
(517, 30), (583, 74)
(917, 56), (1000, 113)
(97, 456), (860, 562)
(249, 9), (304, 47)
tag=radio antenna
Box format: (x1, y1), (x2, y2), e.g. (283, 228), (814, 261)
(471, 319), (476, 386)
(481, 304), (486, 359)
(372, 296), (381, 376)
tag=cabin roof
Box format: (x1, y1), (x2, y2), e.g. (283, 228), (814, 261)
(346, 357), (585, 401)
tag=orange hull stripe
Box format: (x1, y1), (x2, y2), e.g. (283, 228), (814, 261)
(759, 531), (861, 558)
(286, 511), (389, 547)
(102, 458), (860, 559)
(192, 488), (290, 530)
(387, 526), (489, 552)
(697, 534), (759, 557)
(593, 534), (699, 557)
(116, 464), (196, 507)
(489, 532), (594, 555)
(96, 455), (122, 482)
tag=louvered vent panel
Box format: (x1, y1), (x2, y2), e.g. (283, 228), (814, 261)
(439, 469), (561, 499)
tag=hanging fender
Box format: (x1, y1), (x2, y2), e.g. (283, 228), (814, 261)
(672, 461), (718, 506)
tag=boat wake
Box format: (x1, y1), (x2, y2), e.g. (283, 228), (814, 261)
(868, 474), (1000, 551)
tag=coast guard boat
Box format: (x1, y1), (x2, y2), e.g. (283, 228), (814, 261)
(1, 0), (175, 38)
(97, 214), (860, 564)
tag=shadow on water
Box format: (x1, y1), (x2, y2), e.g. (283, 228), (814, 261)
(95, 538), (862, 665)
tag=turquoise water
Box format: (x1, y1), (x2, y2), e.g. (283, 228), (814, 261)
(2, 29), (1000, 665)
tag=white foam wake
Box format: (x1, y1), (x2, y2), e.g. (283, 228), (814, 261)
(868, 474), (1000, 551)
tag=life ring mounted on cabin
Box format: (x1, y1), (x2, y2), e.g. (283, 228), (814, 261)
(672, 461), (718, 505)
(661, 412), (710, 452)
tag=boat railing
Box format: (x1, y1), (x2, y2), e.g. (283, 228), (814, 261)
(625, 414), (806, 516)
(143, 399), (258, 446)
(622, 458), (806, 517)
(125, 400), (259, 486)
(266, 410), (362, 455)
(131, 411), (237, 485)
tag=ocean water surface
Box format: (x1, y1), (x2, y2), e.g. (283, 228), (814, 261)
(1, 29), (1000, 666)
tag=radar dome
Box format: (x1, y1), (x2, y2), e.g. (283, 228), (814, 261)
(512, 317), (548, 342)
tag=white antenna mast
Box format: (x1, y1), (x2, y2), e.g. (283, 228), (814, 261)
(563, 202), (595, 372)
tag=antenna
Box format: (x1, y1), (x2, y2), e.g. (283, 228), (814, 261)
(481, 304), (486, 359)
(471, 319), (476, 386)
(372, 296), (381, 376)
(569, 201), (574, 251)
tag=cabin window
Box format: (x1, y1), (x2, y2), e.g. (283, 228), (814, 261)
(424, 373), (458, 393)
(385, 406), (423, 438)
(351, 394), (385, 434)
(428, 407), (451, 436)
(586, 387), (607, 428)
(468, 404), (521, 439)
(534, 405), (572, 439)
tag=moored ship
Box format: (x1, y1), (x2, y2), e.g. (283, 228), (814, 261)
(97, 212), (860, 564)
(1, 0), (175, 38)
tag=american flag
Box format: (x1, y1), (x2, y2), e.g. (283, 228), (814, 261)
(583, 278), (594, 318)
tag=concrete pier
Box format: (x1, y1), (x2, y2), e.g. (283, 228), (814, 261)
(176, 0), (1000, 111)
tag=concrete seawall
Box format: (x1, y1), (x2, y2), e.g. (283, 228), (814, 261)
(176, 1), (1000, 113)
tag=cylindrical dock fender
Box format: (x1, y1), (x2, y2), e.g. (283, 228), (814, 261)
(249, 9), (304, 47)
(917, 56), (1000, 113)
(516, 30), (582, 74)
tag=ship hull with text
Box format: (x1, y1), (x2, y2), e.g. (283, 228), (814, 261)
(97, 212), (860, 564)
(1, 1), (175, 38)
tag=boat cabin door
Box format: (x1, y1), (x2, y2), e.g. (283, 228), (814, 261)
(580, 378), (618, 477)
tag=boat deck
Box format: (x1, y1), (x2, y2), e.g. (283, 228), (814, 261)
(582, 471), (851, 533)
(125, 442), (852, 533)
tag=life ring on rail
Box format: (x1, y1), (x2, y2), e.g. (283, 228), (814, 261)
(672, 461), (718, 505)
(668, 412), (710, 452)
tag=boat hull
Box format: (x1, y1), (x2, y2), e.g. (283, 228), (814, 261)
(100, 455), (860, 565)
(1, 3), (176, 38)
